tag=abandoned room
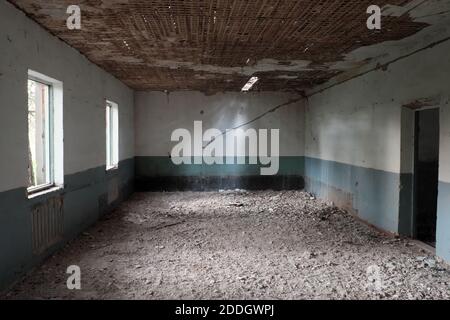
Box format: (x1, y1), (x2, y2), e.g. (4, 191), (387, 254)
(1, 0), (450, 301)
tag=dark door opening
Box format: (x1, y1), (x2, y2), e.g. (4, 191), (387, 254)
(414, 108), (439, 247)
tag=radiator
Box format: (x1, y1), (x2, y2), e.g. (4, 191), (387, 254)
(31, 196), (64, 255)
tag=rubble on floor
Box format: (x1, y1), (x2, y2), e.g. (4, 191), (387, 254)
(3, 190), (450, 300)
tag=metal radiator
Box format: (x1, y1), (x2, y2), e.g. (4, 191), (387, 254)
(31, 196), (64, 255)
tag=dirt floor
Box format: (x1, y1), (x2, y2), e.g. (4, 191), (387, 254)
(3, 190), (450, 300)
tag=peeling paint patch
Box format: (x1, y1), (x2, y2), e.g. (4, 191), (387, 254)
(275, 75), (299, 80)
(146, 58), (314, 76)
(403, 95), (442, 109)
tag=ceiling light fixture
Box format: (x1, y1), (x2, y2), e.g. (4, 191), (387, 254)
(241, 76), (259, 92)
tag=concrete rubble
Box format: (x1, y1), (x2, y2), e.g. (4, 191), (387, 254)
(3, 190), (450, 299)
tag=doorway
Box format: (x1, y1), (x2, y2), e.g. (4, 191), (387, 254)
(414, 108), (439, 246)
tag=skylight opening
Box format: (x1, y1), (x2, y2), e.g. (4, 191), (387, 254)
(241, 76), (259, 92)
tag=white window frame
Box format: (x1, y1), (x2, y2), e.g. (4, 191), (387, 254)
(106, 100), (119, 170)
(27, 70), (64, 197)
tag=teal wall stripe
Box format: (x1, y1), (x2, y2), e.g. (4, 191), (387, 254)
(437, 181), (450, 262)
(0, 188), (31, 291)
(135, 156), (305, 177)
(304, 157), (401, 234)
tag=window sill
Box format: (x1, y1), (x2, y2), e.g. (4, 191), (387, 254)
(28, 186), (63, 199)
(106, 165), (119, 172)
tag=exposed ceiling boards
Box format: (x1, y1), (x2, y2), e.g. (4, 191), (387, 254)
(9, 0), (430, 93)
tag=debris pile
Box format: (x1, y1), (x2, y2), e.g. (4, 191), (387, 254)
(4, 190), (450, 300)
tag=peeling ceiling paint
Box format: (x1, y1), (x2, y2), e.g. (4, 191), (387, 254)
(308, 0), (450, 95)
(145, 58), (315, 75)
(8, 0), (447, 93)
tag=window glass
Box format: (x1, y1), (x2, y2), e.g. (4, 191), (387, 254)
(28, 79), (52, 188)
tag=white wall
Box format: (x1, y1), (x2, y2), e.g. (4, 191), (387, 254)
(306, 38), (450, 176)
(0, 1), (134, 193)
(305, 95), (401, 173)
(135, 91), (304, 158)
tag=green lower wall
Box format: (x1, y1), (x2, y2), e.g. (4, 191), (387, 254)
(304, 157), (402, 234)
(135, 156), (304, 177)
(0, 158), (134, 290)
(135, 156), (305, 191)
(437, 181), (450, 262)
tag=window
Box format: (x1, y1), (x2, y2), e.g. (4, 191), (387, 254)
(106, 100), (119, 170)
(28, 79), (51, 190)
(27, 70), (63, 195)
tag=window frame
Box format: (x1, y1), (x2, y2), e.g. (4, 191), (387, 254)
(105, 100), (119, 171)
(27, 76), (55, 195)
(27, 69), (64, 198)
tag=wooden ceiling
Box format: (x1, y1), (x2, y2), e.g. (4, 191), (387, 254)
(9, 0), (426, 93)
